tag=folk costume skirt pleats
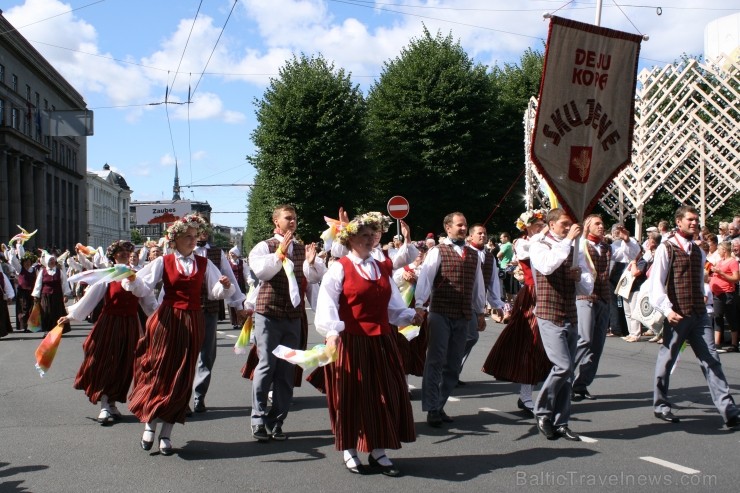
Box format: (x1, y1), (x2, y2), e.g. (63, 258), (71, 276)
(73, 312), (141, 403)
(128, 305), (204, 424)
(482, 283), (551, 385)
(40, 292), (70, 333)
(325, 331), (415, 453)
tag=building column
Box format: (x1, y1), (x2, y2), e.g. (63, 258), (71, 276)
(0, 150), (9, 240)
(7, 153), (21, 236)
(20, 157), (35, 232)
(34, 164), (47, 249)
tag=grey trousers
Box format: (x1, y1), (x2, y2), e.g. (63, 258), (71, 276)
(653, 313), (739, 421)
(534, 318), (578, 427)
(573, 299), (610, 392)
(251, 313), (300, 427)
(459, 316), (480, 371)
(422, 313), (469, 412)
(193, 311), (218, 404)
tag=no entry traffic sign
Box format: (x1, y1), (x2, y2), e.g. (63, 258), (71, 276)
(387, 195), (410, 219)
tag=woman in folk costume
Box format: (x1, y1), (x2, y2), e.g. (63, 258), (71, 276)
(122, 214), (236, 456)
(228, 245), (253, 329)
(58, 241), (157, 425)
(482, 209), (552, 416)
(32, 251), (72, 334)
(0, 269), (14, 338)
(9, 250), (38, 333)
(315, 213), (423, 476)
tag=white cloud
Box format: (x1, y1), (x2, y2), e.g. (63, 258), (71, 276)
(160, 154), (176, 166)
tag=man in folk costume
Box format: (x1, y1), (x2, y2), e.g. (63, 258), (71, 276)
(649, 206), (740, 427)
(572, 214), (611, 401)
(248, 204), (326, 441)
(459, 224), (504, 379)
(415, 212), (486, 427)
(228, 245), (254, 330)
(530, 208), (593, 441)
(191, 219), (247, 414)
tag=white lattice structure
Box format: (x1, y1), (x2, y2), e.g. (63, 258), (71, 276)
(525, 54), (740, 238)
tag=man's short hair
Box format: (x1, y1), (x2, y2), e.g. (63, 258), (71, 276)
(443, 212), (465, 228)
(272, 204), (297, 221)
(674, 205), (699, 222)
(469, 223), (486, 233)
(545, 208), (569, 225)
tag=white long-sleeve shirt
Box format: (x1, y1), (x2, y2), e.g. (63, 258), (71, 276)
(1, 272), (14, 300)
(314, 252), (415, 338)
(648, 234), (704, 316)
(194, 243), (246, 308)
(469, 245), (505, 310)
(529, 234), (594, 297)
(414, 239), (486, 315)
(249, 234), (326, 285)
(65, 270), (158, 321)
(32, 267), (72, 298)
(121, 253), (235, 302)
(611, 237), (641, 266)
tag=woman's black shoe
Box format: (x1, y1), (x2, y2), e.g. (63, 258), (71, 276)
(344, 456), (365, 475)
(517, 399), (534, 417)
(368, 454), (402, 477)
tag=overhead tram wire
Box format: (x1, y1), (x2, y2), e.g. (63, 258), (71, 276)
(190, 0), (239, 99)
(0, 0), (106, 36)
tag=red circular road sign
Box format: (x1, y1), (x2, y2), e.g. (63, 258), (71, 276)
(387, 195), (410, 219)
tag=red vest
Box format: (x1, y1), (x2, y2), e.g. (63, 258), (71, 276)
(337, 256), (392, 336)
(161, 254), (207, 310)
(41, 269), (63, 295)
(101, 281), (139, 317)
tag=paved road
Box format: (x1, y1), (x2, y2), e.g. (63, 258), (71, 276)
(2, 307), (740, 492)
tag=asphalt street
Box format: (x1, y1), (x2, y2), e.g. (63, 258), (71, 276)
(2, 306), (740, 493)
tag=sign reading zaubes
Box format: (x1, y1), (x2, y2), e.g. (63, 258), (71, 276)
(135, 201), (192, 225)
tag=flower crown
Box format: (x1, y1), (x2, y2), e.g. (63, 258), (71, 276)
(515, 209), (547, 232)
(21, 252), (38, 264)
(166, 213), (210, 240)
(336, 211), (391, 245)
(106, 240), (135, 262)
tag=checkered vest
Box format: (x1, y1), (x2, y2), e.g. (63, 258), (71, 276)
(482, 249), (495, 288)
(200, 247), (223, 314)
(429, 244), (479, 320)
(578, 241), (611, 303)
(534, 239), (578, 325)
(255, 239), (306, 319)
(665, 240), (706, 317)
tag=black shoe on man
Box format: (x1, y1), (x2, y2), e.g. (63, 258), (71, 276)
(536, 416), (557, 440)
(252, 424), (270, 442)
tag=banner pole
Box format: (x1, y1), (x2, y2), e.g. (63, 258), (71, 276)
(595, 0), (603, 26)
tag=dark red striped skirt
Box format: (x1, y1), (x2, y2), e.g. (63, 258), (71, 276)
(481, 283), (551, 384)
(325, 331), (415, 452)
(0, 301), (10, 337)
(394, 317), (429, 377)
(15, 287), (34, 331)
(40, 292), (70, 333)
(73, 312), (141, 403)
(127, 305), (204, 424)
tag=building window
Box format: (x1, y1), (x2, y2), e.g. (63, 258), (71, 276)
(0, 99), (4, 126)
(26, 85), (31, 101)
(11, 107), (19, 129)
(0, 64), (4, 83)
(12, 74), (18, 92)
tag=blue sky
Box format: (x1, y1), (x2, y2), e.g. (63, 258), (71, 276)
(4, 0), (737, 229)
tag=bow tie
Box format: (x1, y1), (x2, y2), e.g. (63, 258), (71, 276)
(451, 239), (466, 247)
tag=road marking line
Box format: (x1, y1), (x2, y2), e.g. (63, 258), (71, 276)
(578, 435), (598, 443)
(217, 331), (238, 339)
(480, 407), (523, 421)
(640, 456), (700, 474)
(447, 396), (460, 402)
(408, 384), (417, 390)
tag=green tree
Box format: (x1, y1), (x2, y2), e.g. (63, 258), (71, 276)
(365, 28), (498, 237)
(488, 48), (544, 235)
(130, 228), (143, 245)
(244, 54), (368, 250)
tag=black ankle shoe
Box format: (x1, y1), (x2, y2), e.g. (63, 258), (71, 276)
(369, 454), (402, 477)
(344, 456), (365, 475)
(517, 398), (534, 417)
(159, 436), (173, 456)
(140, 431), (154, 451)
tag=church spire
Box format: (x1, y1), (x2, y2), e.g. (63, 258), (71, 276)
(172, 161), (181, 200)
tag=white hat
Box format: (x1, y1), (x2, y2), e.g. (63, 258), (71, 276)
(646, 226), (658, 233)
(229, 246), (241, 256)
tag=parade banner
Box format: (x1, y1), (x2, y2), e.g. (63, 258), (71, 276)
(531, 16), (642, 221)
(135, 201), (192, 225)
